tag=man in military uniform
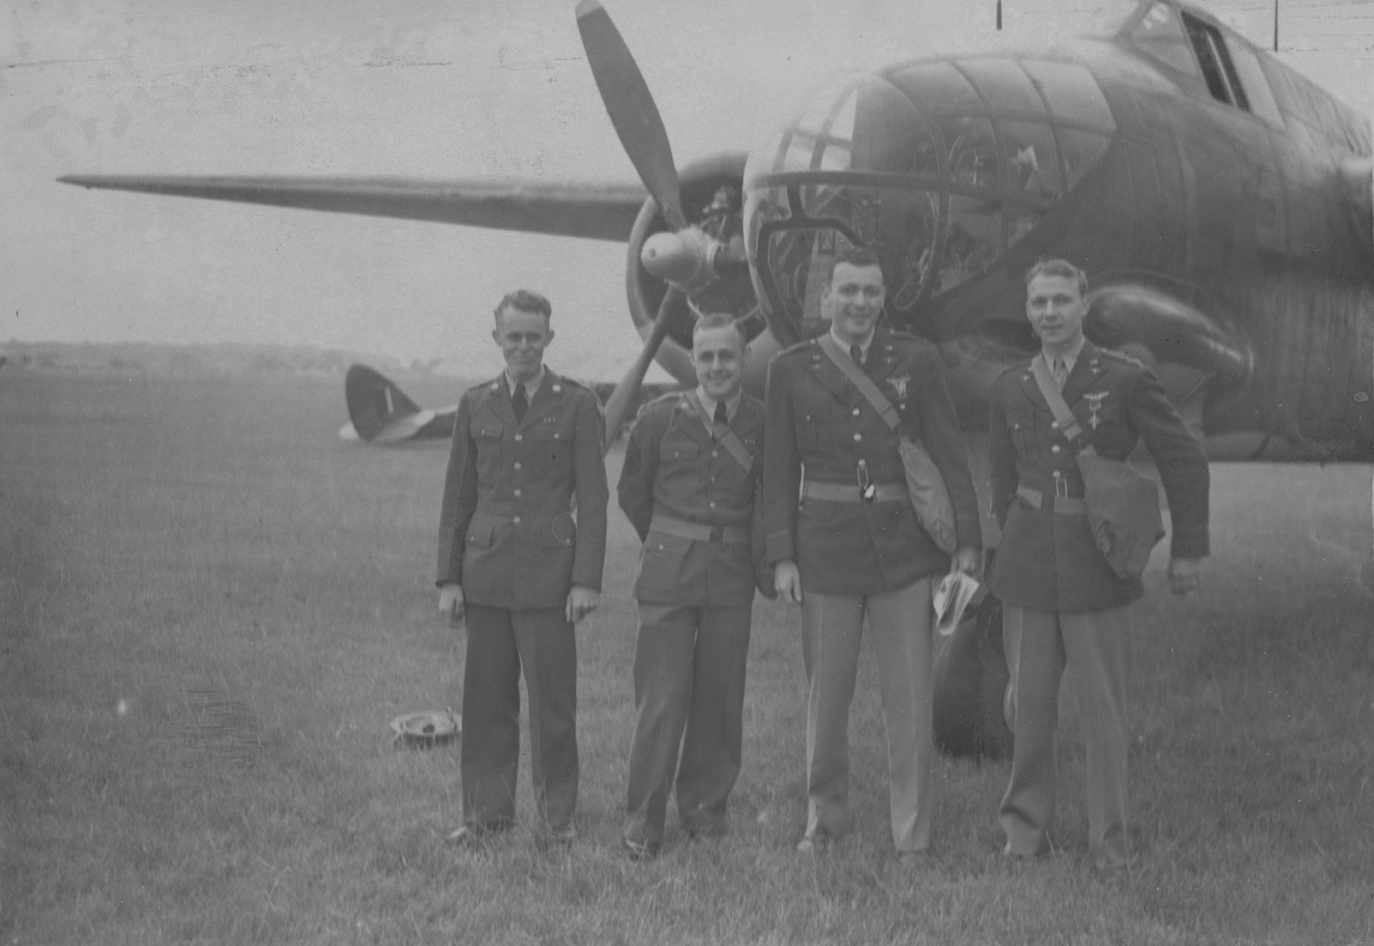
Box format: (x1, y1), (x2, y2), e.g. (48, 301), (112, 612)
(616, 312), (767, 861)
(762, 246), (983, 854)
(988, 258), (1209, 871)
(436, 289), (608, 849)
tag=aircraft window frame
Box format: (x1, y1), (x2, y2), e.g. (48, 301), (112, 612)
(954, 59), (1047, 118)
(1019, 61), (1116, 134)
(1181, 12), (1250, 112)
(888, 61), (984, 116)
(1226, 43), (1284, 128)
(1128, 2), (1203, 78)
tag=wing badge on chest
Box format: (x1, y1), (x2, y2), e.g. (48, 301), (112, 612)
(1083, 391), (1109, 430)
(887, 374), (910, 402)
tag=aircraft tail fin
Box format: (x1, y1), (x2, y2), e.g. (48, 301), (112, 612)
(342, 364), (427, 443)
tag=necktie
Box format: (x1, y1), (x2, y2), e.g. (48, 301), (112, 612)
(713, 401), (728, 427)
(512, 382), (528, 422)
(850, 345), (864, 369)
(1051, 357), (1067, 390)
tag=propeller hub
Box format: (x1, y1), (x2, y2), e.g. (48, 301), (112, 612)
(640, 229), (718, 293)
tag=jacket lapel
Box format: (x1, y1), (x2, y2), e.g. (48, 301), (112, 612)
(485, 375), (518, 427)
(1060, 341), (1103, 404)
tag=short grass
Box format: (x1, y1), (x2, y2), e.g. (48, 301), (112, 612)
(2, 368), (1372, 945)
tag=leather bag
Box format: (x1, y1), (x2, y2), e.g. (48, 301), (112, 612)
(817, 335), (957, 553)
(1029, 355), (1164, 579)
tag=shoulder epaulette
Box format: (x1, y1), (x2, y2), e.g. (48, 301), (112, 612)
(777, 337), (819, 358)
(1098, 348), (1145, 368)
(992, 358), (1032, 383)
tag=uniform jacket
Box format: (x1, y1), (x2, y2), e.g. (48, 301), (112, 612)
(436, 369), (609, 610)
(987, 342), (1210, 613)
(618, 391), (765, 607)
(761, 326), (983, 595)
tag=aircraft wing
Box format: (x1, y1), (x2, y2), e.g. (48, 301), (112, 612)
(56, 175), (648, 243)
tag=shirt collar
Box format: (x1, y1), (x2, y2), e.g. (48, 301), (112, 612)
(695, 386), (742, 423)
(1042, 334), (1086, 375)
(830, 326), (876, 360)
(504, 366), (546, 398)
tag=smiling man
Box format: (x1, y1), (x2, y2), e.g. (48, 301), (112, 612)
(436, 288), (608, 851)
(615, 312), (768, 861)
(762, 246), (982, 855)
(987, 258), (1209, 871)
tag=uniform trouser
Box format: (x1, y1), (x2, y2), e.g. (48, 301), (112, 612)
(461, 603), (578, 832)
(998, 603), (1131, 870)
(623, 602), (752, 847)
(800, 579), (934, 851)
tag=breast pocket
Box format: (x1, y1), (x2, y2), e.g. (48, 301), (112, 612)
(471, 418), (505, 477)
(535, 424), (573, 466)
(796, 389), (845, 452)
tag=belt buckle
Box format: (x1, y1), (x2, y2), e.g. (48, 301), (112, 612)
(709, 525), (725, 544)
(1055, 477), (1069, 499)
(857, 466), (876, 503)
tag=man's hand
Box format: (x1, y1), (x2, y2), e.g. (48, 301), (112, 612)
(774, 560), (802, 604)
(1168, 558), (1204, 596)
(438, 582), (464, 627)
(566, 585), (599, 624)
(953, 545), (981, 578)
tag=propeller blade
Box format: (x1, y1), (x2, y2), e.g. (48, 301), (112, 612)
(57, 175), (645, 242)
(576, 0), (686, 231)
(601, 287), (687, 448)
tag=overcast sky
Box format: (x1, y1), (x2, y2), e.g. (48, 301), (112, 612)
(4, 0), (1372, 379)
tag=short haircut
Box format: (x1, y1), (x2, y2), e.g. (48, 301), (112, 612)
(692, 312), (747, 348)
(824, 245), (884, 286)
(1024, 258), (1088, 298)
(494, 289), (552, 322)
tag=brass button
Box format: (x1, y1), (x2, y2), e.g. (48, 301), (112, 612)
(852, 408), (860, 417)
(513, 489), (522, 497)
(514, 433), (523, 442)
(1052, 470), (1062, 478)
(853, 433), (862, 442)
(513, 462), (521, 471)
(1051, 445), (1061, 453)
(513, 516), (522, 524)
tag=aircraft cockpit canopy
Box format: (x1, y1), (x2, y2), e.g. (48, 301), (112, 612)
(743, 57), (1116, 338)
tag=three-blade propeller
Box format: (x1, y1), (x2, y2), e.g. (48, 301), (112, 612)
(577, 0), (705, 443)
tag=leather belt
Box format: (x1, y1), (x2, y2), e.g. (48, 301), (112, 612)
(649, 514), (749, 545)
(1017, 485), (1087, 514)
(803, 481), (906, 503)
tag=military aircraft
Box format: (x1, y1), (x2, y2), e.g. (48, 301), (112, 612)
(338, 363), (672, 445)
(59, 0), (1374, 755)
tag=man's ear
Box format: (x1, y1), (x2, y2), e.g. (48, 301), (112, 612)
(492, 327), (502, 346)
(544, 328), (555, 347)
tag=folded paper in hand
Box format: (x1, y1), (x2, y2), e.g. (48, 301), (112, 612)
(933, 571), (980, 637)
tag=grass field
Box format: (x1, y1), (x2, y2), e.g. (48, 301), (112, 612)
(2, 368), (1372, 945)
